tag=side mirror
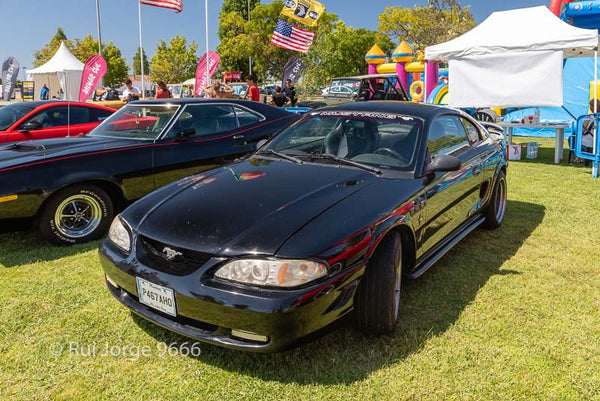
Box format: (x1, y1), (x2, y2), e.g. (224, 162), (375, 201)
(19, 121), (43, 132)
(174, 128), (196, 142)
(424, 154), (461, 175)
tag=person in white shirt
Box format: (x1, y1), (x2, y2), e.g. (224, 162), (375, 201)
(121, 79), (142, 103)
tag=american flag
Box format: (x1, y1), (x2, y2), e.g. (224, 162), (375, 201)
(139, 0), (183, 12)
(271, 19), (315, 54)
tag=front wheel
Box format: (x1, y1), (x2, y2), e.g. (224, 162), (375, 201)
(353, 232), (403, 334)
(483, 171), (507, 229)
(39, 184), (113, 245)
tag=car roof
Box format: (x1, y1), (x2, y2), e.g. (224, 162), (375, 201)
(315, 101), (456, 120)
(1, 100), (114, 110)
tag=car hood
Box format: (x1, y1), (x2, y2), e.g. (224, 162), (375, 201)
(0, 136), (146, 168)
(133, 157), (377, 256)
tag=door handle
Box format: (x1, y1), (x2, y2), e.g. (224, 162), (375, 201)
(233, 134), (244, 140)
(472, 162), (483, 176)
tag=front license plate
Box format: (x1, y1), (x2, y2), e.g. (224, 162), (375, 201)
(136, 277), (177, 317)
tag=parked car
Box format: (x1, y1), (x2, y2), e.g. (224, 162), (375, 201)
(323, 85), (358, 101)
(0, 101), (115, 143)
(0, 99), (297, 244)
(99, 101), (508, 352)
(320, 73), (408, 106)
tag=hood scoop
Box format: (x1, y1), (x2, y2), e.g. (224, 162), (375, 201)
(0, 142), (46, 152)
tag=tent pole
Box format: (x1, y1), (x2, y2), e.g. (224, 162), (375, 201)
(594, 49), (599, 178)
(138, 1), (145, 99)
(205, 0), (210, 93)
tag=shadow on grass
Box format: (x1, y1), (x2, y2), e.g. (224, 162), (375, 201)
(512, 144), (592, 169)
(0, 224), (100, 267)
(132, 199), (545, 385)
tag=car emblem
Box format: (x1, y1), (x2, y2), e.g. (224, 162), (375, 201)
(162, 246), (183, 261)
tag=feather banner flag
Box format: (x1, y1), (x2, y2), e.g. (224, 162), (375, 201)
(281, 0), (325, 27)
(271, 19), (315, 54)
(139, 0), (183, 12)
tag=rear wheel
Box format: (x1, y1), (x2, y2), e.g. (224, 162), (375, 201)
(39, 184), (113, 245)
(483, 171), (507, 229)
(353, 232), (402, 334)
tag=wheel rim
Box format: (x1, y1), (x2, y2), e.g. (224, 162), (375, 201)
(495, 177), (507, 222)
(54, 194), (103, 239)
(393, 253), (402, 320)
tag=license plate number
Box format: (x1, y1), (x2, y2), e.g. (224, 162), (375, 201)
(136, 277), (176, 317)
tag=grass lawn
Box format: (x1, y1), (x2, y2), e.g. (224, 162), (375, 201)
(1, 137), (599, 400)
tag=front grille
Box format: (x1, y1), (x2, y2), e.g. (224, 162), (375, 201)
(137, 235), (215, 275)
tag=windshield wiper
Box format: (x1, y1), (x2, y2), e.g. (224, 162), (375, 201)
(309, 153), (382, 175)
(257, 148), (304, 164)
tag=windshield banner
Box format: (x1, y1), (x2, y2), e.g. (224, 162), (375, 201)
(79, 55), (107, 103)
(195, 51), (220, 97)
(1, 57), (20, 101)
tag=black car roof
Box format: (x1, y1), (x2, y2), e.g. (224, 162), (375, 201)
(316, 101), (456, 120)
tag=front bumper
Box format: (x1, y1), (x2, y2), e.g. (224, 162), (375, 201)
(99, 240), (365, 352)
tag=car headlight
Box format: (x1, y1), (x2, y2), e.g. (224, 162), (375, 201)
(108, 216), (131, 253)
(214, 259), (327, 288)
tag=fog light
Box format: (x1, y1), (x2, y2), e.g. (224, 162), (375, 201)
(105, 274), (119, 289)
(230, 329), (268, 343)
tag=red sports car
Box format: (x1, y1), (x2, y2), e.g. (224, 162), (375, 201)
(0, 101), (115, 143)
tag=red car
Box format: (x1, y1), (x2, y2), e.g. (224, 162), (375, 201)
(0, 101), (115, 143)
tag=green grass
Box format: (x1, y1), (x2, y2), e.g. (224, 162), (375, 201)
(1, 137), (600, 400)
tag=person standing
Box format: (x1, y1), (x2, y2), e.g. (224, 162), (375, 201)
(40, 84), (49, 100)
(154, 81), (172, 99)
(204, 81), (234, 98)
(121, 79), (142, 103)
(270, 86), (291, 107)
(283, 79), (297, 106)
(245, 74), (260, 102)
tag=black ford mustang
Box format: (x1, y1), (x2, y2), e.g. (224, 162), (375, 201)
(99, 101), (508, 352)
(0, 99), (295, 244)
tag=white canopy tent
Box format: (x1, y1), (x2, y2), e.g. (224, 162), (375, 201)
(425, 6), (599, 108)
(27, 42), (84, 101)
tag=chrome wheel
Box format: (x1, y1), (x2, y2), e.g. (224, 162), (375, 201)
(54, 194), (103, 239)
(494, 177), (507, 223)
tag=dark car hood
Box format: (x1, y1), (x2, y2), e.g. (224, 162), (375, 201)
(0, 136), (146, 168)
(134, 157), (377, 256)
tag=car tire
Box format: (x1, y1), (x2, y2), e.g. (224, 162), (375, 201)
(39, 184), (114, 245)
(353, 232), (402, 335)
(483, 170), (507, 229)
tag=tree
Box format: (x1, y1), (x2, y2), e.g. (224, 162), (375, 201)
(102, 42), (129, 88)
(133, 47), (150, 76)
(217, 0), (260, 75)
(72, 34), (99, 61)
(150, 35), (198, 83)
(302, 18), (395, 90)
(33, 27), (73, 67)
(378, 0), (475, 49)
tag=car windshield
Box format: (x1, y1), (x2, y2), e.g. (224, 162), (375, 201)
(265, 111), (422, 171)
(87, 104), (179, 140)
(0, 104), (36, 130)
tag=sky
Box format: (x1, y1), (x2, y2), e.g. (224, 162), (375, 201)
(0, 0), (551, 78)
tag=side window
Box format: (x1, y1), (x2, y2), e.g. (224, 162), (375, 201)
(428, 115), (470, 158)
(69, 107), (90, 125)
(89, 108), (113, 123)
(234, 105), (264, 127)
(25, 107), (69, 128)
(461, 117), (481, 144)
(166, 104), (238, 138)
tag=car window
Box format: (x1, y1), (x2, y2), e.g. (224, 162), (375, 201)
(461, 117), (482, 144)
(89, 104), (179, 140)
(166, 104), (239, 139)
(0, 104), (35, 130)
(234, 105), (264, 127)
(69, 107), (90, 125)
(26, 107), (69, 128)
(89, 108), (113, 123)
(428, 115), (471, 157)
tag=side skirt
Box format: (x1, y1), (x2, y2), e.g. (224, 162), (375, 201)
(407, 215), (485, 279)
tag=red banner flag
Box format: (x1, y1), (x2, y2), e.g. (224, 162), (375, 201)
(78, 55), (107, 103)
(195, 51), (221, 97)
(140, 0), (183, 13)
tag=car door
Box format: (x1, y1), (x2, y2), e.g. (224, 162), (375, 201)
(152, 103), (266, 189)
(417, 114), (485, 259)
(6, 106), (91, 141)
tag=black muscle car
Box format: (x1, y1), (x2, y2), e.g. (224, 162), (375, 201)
(99, 101), (508, 352)
(0, 99), (296, 244)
